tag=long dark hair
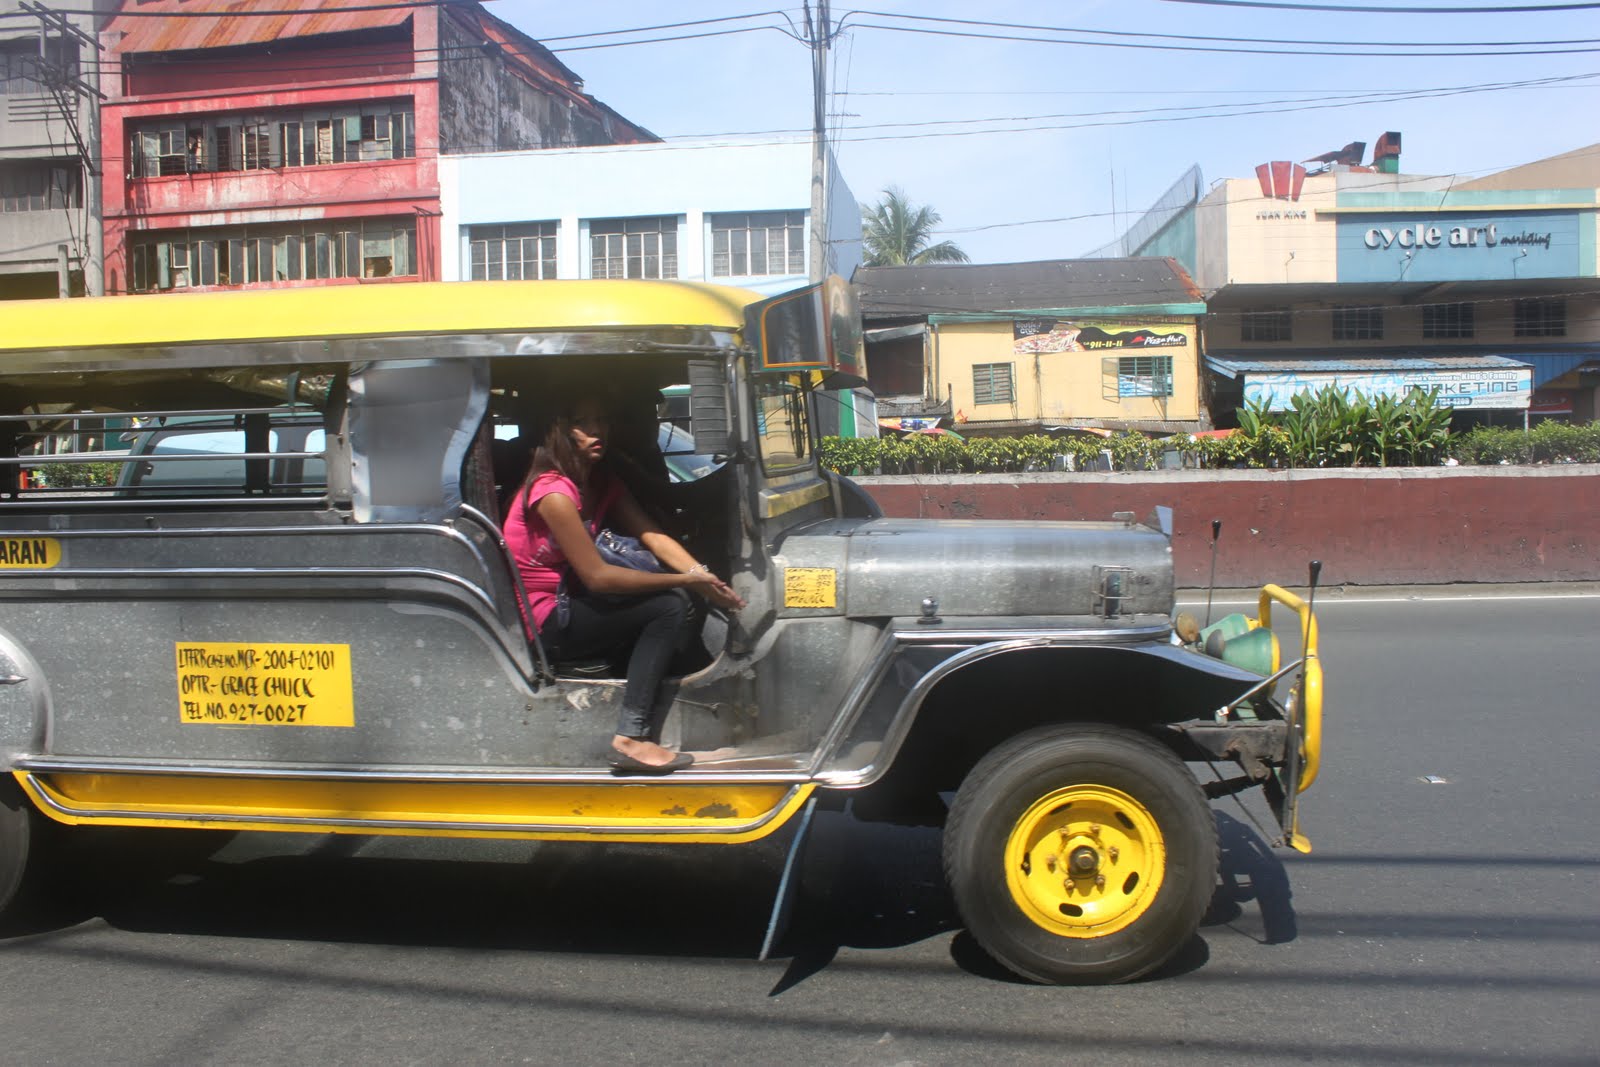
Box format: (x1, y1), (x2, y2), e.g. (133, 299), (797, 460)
(519, 394), (604, 502)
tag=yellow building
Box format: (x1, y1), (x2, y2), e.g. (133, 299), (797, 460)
(857, 259), (1208, 435)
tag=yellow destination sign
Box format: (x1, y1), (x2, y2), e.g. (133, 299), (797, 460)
(0, 536), (60, 568)
(175, 642), (354, 727)
(783, 567), (837, 609)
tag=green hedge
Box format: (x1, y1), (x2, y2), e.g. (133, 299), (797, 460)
(32, 462), (121, 488)
(823, 385), (1600, 474)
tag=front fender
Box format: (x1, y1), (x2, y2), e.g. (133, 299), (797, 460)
(815, 631), (1272, 789)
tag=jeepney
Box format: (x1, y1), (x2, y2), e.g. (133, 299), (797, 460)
(0, 277), (1323, 984)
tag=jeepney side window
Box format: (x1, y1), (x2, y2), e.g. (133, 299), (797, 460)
(753, 373), (809, 474)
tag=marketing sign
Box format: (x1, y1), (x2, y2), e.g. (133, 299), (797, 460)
(1013, 319), (1191, 355)
(1242, 366), (1531, 411)
(1336, 210), (1587, 283)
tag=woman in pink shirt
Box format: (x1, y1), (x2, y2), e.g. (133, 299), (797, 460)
(504, 395), (744, 774)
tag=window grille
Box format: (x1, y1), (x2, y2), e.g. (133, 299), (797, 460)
(1422, 302), (1474, 339)
(1331, 306), (1383, 342)
(1240, 308), (1292, 342)
(711, 211), (805, 277)
(590, 217), (678, 279)
(972, 362), (1015, 405)
(1514, 298), (1565, 338)
(469, 222), (558, 281)
(1103, 355), (1174, 399)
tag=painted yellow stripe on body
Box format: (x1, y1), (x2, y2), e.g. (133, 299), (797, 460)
(759, 480), (830, 519)
(19, 772), (813, 845)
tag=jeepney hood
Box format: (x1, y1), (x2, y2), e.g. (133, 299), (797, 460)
(778, 517), (1174, 619)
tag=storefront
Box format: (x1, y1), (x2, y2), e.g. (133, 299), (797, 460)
(1205, 354), (1533, 419)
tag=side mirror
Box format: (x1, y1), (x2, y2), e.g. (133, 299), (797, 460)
(687, 359), (732, 456)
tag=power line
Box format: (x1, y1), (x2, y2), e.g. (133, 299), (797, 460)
(1157, 0), (1600, 11)
(684, 73), (1597, 137)
(844, 8), (1600, 49)
(846, 20), (1600, 59)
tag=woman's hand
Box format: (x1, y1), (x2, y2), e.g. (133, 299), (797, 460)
(684, 568), (745, 612)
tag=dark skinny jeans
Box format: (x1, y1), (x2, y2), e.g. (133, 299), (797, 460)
(540, 589), (692, 740)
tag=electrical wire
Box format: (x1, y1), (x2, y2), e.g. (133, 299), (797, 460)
(1157, 0), (1600, 12)
(842, 8), (1600, 50)
(676, 72), (1598, 137)
(844, 20), (1600, 59)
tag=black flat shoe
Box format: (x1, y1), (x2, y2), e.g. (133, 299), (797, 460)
(607, 750), (694, 775)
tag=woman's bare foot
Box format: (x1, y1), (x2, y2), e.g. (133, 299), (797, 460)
(612, 735), (684, 767)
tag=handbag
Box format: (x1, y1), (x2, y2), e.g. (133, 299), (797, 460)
(593, 527), (664, 573)
(550, 527), (662, 634)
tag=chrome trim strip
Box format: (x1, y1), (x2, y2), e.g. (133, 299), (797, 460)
(892, 623), (1172, 644)
(22, 773), (807, 838)
(14, 755), (810, 785)
(0, 496), (324, 509)
(0, 565), (500, 612)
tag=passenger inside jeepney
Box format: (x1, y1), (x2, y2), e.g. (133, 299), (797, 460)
(502, 390), (744, 775)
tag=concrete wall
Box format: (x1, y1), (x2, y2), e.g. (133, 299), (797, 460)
(855, 465), (1600, 587)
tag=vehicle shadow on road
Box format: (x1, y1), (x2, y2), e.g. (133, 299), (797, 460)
(18, 807), (1296, 986)
(1202, 811), (1298, 945)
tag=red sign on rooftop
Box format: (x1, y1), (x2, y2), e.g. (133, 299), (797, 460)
(1256, 162), (1306, 202)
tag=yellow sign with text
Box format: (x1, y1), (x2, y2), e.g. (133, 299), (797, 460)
(175, 642), (354, 727)
(0, 536), (60, 569)
(783, 567), (837, 609)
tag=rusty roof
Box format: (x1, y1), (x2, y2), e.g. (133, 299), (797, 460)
(107, 0), (421, 55)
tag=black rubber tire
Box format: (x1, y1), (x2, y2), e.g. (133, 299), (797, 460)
(943, 724), (1217, 985)
(0, 777), (44, 928)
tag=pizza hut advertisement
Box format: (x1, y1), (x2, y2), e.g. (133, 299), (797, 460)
(1012, 319), (1191, 354)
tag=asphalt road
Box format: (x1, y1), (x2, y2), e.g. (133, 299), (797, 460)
(1, 591), (1596, 1066)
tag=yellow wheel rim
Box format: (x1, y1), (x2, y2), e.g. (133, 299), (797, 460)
(1003, 784), (1166, 938)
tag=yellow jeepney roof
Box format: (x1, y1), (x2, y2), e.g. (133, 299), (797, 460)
(0, 280), (762, 353)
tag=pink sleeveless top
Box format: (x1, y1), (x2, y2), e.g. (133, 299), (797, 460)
(503, 468), (622, 636)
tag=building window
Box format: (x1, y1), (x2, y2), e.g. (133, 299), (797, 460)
(590, 216), (678, 279)
(130, 103), (414, 177)
(1422, 302), (1474, 339)
(1240, 308), (1292, 342)
(710, 211), (805, 277)
(469, 222), (557, 281)
(0, 38), (76, 95)
(1104, 355), (1174, 399)
(128, 219), (417, 292)
(973, 362), (1015, 405)
(0, 163), (80, 213)
(1514, 298), (1565, 338)
(1331, 305), (1383, 341)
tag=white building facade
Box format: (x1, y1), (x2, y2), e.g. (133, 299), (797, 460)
(438, 136), (861, 293)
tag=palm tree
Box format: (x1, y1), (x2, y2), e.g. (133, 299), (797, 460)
(860, 187), (970, 267)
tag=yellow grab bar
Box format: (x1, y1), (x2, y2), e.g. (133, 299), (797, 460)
(1257, 583), (1324, 793)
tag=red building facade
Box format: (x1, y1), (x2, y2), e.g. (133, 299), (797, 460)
(100, 0), (650, 295)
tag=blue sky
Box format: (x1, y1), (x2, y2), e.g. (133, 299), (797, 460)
(494, 1), (1599, 263)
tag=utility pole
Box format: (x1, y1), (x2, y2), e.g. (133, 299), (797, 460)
(804, 0), (831, 284)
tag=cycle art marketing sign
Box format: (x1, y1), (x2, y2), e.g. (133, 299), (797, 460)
(1335, 209), (1589, 282)
(1242, 365), (1532, 411)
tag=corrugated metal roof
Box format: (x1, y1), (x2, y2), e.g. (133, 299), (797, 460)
(855, 258), (1204, 317)
(108, 0), (418, 55)
(1205, 354), (1532, 378)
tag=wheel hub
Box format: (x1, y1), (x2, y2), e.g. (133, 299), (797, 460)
(1003, 785), (1167, 938)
